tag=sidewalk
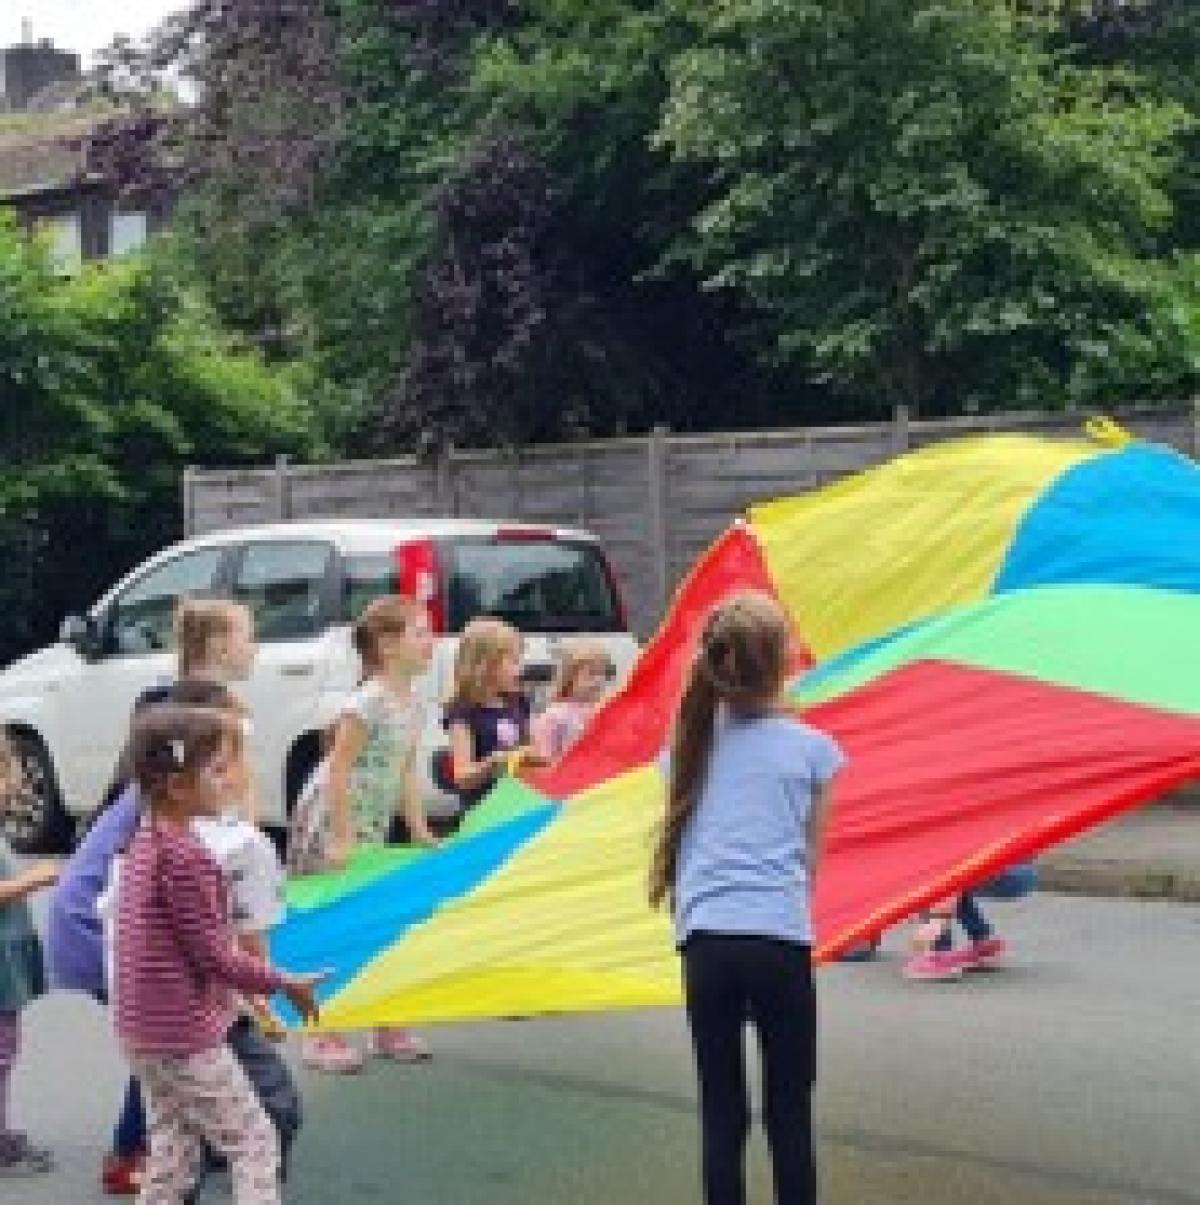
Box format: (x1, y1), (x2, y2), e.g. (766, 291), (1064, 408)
(1039, 796), (1200, 903)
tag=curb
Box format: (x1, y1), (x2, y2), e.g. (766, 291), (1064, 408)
(1038, 857), (1200, 905)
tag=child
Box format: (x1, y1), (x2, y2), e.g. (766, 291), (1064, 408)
(114, 704), (322, 1205)
(444, 617), (540, 810)
(171, 598), (259, 822)
(902, 862), (1037, 982)
(649, 592), (844, 1205)
(50, 598), (267, 1196)
(530, 641), (613, 762)
(48, 675), (295, 1197)
(0, 735), (57, 1177)
(287, 595), (436, 1073)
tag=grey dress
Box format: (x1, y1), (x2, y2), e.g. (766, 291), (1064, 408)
(0, 838), (45, 1012)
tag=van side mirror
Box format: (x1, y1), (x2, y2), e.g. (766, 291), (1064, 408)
(59, 614), (100, 660)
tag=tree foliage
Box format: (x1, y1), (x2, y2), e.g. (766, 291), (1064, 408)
(0, 213), (316, 661)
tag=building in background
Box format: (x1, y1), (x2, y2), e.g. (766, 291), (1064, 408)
(0, 23), (81, 112)
(0, 25), (168, 267)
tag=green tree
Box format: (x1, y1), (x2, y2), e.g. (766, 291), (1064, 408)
(0, 213), (316, 662)
(654, 0), (1200, 416)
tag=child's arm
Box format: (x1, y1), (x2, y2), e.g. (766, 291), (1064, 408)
(529, 709), (559, 764)
(448, 721), (507, 791)
(165, 849), (286, 993)
(325, 713), (369, 869)
(402, 751), (439, 848)
(0, 860), (58, 904)
(806, 781), (834, 882)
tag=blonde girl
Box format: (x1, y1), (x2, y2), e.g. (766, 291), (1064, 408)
(287, 595), (435, 1073)
(443, 618), (541, 811)
(175, 598), (257, 684)
(530, 641), (613, 763)
(114, 706), (321, 1205)
(649, 592), (844, 1205)
(173, 599), (259, 822)
(0, 735), (57, 1177)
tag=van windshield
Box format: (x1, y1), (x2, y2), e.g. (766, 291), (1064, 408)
(444, 539), (623, 634)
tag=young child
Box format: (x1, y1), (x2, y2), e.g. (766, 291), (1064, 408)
(48, 672), (293, 1197)
(902, 862), (1037, 982)
(171, 598), (259, 822)
(114, 704), (322, 1205)
(287, 595), (436, 1073)
(649, 592), (844, 1205)
(0, 736), (57, 1177)
(530, 641), (613, 763)
(443, 617), (540, 811)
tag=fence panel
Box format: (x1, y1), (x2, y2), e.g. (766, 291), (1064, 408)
(186, 402), (1198, 635)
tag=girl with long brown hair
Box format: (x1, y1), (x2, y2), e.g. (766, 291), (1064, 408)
(650, 591), (845, 1205)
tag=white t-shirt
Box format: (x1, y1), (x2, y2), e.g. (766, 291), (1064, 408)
(98, 812), (286, 996)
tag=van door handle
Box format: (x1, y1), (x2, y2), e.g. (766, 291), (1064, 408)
(280, 663), (315, 678)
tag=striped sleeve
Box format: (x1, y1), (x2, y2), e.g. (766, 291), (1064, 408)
(159, 839), (288, 997)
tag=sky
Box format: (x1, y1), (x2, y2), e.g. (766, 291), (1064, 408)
(0, 1), (181, 66)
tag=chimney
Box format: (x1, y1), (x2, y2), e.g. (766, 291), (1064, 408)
(21, 18), (33, 46)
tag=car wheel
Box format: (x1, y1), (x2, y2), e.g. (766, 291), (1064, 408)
(2, 730), (73, 854)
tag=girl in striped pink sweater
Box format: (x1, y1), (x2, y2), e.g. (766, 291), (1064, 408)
(114, 705), (322, 1205)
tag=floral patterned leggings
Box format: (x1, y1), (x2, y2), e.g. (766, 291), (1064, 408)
(131, 1045), (280, 1204)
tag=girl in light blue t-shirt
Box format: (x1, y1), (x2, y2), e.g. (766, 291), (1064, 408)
(650, 591), (844, 1205)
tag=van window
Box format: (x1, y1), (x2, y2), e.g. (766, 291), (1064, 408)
(342, 552), (396, 621)
(108, 547), (226, 655)
(233, 541), (332, 641)
(445, 540), (622, 634)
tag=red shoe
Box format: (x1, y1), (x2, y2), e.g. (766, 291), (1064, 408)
(901, 950), (964, 982)
(959, 936), (1008, 971)
(101, 1151), (145, 1196)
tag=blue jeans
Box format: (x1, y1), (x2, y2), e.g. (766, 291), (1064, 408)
(933, 894), (992, 951)
(113, 1077), (146, 1157)
(93, 991), (146, 1157)
(932, 863), (1037, 952)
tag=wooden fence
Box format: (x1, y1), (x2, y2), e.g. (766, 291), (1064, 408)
(186, 402), (1200, 636)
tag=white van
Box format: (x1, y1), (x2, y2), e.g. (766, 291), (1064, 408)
(0, 519), (638, 852)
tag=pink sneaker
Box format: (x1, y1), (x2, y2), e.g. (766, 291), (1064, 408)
(958, 936), (1008, 971)
(301, 1032), (366, 1074)
(373, 1027), (431, 1063)
(902, 950), (964, 982)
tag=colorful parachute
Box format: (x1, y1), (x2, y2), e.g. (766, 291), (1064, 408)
(273, 430), (1200, 1028)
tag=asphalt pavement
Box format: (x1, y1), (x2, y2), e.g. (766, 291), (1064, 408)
(8, 893), (1200, 1204)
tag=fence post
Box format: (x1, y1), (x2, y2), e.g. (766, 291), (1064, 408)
(647, 425), (670, 620)
(274, 455), (291, 521)
(436, 444), (459, 516)
(891, 403), (911, 453)
(182, 465), (196, 536)
(1191, 398), (1200, 458)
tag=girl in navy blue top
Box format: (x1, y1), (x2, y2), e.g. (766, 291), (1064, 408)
(650, 592), (844, 1205)
(443, 617), (540, 812)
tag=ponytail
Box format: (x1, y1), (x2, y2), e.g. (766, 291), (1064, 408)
(649, 669), (720, 908)
(648, 590), (790, 909)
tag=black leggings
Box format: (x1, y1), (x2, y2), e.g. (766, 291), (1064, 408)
(682, 934), (817, 1205)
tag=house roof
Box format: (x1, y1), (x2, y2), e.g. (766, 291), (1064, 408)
(0, 110), (114, 199)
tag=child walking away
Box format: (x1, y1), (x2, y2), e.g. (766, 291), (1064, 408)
(530, 641), (613, 763)
(288, 596), (436, 1073)
(114, 706), (322, 1205)
(650, 593), (844, 1205)
(0, 735), (57, 1177)
(902, 862), (1037, 982)
(444, 618), (541, 810)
